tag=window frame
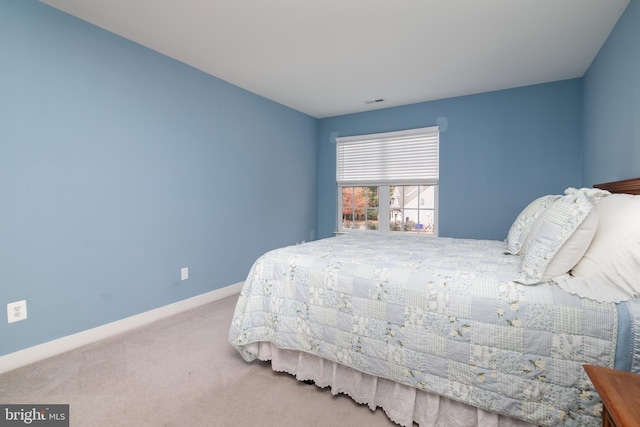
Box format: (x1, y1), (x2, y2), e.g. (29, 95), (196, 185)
(336, 126), (439, 235)
(338, 184), (438, 234)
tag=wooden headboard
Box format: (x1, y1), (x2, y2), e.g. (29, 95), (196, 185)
(594, 177), (640, 195)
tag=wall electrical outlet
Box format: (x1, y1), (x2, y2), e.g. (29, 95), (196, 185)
(181, 267), (189, 281)
(7, 300), (27, 324)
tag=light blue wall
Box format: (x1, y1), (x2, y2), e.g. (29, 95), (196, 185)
(582, 0), (640, 186)
(0, 1), (317, 356)
(2, 0), (633, 359)
(317, 80), (583, 240)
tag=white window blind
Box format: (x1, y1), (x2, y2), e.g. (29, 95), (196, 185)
(336, 126), (439, 186)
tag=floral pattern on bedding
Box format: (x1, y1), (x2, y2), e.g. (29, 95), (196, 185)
(228, 233), (617, 426)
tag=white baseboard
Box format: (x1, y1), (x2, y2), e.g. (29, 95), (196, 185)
(0, 282), (243, 374)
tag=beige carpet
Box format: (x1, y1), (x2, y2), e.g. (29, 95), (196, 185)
(0, 294), (397, 426)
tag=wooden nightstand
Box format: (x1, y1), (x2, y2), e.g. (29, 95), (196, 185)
(584, 364), (640, 427)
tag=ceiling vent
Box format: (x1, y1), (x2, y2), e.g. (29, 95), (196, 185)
(364, 98), (385, 105)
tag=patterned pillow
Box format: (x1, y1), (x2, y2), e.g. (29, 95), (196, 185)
(542, 207), (598, 280)
(517, 190), (594, 285)
(505, 195), (559, 255)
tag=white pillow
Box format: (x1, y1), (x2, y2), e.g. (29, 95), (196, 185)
(555, 194), (640, 302)
(517, 191), (593, 285)
(505, 195), (559, 255)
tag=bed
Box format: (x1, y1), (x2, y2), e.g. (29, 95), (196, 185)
(228, 178), (640, 427)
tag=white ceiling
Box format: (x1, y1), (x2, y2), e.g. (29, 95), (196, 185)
(40, 0), (629, 119)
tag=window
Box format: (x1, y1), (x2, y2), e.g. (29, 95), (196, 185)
(341, 186), (380, 230)
(337, 126), (439, 234)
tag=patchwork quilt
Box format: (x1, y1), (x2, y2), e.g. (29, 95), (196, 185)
(228, 233), (618, 426)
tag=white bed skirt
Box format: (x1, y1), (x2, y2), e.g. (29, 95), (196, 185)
(257, 342), (536, 427)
